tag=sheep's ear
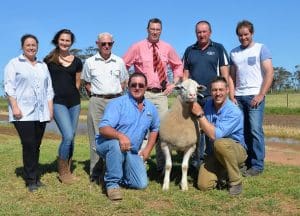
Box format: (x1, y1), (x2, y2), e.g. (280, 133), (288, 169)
(174, 83), (184, 90)
(197, 84), (207, 92)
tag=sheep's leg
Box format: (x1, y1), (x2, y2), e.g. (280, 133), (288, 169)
(161, 143), (172, 191)
(181, 145), (196, 191)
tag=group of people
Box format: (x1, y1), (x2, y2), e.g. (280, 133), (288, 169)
(4, 18), (273, 200)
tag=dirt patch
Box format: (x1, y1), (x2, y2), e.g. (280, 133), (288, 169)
(264, 114), (300, 166)
(264, 114), (300, 128)
(266, 142), (300, 166)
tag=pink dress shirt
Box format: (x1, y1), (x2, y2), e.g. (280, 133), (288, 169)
(123, 39), (183, 88)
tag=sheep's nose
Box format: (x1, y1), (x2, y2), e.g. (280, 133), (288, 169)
(189, 93), (196, 98)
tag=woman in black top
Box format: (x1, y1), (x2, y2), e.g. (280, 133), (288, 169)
(44, 29), (82, 184)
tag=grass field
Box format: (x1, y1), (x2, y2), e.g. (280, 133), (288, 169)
(0, 130), (299, 216)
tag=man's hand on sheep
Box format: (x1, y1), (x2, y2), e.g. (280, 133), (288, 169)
(116, 132), (132, 152)
(163, 83), (175, 96)
(189, 102), (204, 117)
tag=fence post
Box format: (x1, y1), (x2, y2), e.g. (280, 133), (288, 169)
(287, 93), (289, 108)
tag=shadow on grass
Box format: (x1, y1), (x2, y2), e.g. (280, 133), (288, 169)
(15, 159), (83, 184)
(147, 153), (198, 188)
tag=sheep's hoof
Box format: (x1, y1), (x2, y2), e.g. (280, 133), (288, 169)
(162, 184), (169, 191)
(180, 184), (188, 191)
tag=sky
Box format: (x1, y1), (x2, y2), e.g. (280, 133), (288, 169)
(0, 0), (299, 95)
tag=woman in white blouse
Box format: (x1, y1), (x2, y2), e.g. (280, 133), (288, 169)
(4, 34), (54, 192)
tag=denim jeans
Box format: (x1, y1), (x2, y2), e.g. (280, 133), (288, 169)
(96, 137), (148, 190)
(54, 103), (80, 160)
(236, 95), (265, 171)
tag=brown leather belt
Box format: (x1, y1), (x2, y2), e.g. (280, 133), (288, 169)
(91, 93), (121, 99)
(146, 88), (163, 93)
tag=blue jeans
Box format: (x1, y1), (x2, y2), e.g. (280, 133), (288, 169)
(54, 103), (81, 160)
(96, 137), (148, 190)
(236, 95), (265, 171)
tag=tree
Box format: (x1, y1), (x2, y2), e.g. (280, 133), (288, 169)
(294, 65), (300, 89)
(272, 67), (292, 91)
(70, 46), (98, 98)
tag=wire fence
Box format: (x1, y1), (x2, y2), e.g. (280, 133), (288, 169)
(266, 93), (300, 108)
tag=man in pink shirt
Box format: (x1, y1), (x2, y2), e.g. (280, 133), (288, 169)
(123, 18), (183, 173)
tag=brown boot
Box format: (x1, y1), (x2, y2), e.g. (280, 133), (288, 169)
(67, 158), (79, 181)
(58, 157), (75, 184)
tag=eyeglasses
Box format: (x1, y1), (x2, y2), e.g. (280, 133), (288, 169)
(130, 83), (145, 89)
(100, 42), (114, 47)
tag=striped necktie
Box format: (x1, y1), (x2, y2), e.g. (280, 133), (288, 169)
(152, 43), (167, 89)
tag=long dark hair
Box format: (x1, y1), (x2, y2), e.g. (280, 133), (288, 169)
(44, 29), (75, 64)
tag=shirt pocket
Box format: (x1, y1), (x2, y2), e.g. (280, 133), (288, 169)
(247, 56), (256, 66)
(111, 69), (121, 79)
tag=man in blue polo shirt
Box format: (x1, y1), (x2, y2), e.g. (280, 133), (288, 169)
(96, 72), (160, 201)
(183, 20), (234, 170)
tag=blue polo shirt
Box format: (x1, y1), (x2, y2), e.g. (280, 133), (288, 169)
(96, 93), (160, 153)
(204, 98), (247, 151)
(183, 41), (229, 96)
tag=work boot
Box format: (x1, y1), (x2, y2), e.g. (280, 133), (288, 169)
(243, 168), (263, 177)
(58, 157), (75, 184)
(67, 158), (79, 181)
(229, 183), (242, 196)
(107, 188), (122, 201)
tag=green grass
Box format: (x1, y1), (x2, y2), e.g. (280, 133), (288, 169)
(0, 130), (299, 215)
(265, 93), (300, 114)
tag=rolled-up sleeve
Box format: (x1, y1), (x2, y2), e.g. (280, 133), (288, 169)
(44, 64), (54, 100)
(4, 61), (17, 98)
(168, 46), (183, 79)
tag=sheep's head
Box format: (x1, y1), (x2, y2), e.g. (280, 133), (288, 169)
(175, 79), (206, 103)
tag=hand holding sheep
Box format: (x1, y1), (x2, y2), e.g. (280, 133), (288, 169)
(189, 102), (204, 117)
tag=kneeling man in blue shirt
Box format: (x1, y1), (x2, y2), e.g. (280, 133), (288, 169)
(96, 72), (160, 201)
(190, 76), (247, 195)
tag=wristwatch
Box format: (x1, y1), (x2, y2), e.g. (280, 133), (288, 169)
(196, 113), (205, 119)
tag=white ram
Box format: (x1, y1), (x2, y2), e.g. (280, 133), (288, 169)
(159, 79), (206, 190)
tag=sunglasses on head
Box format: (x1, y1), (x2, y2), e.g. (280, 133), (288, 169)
(130, 83), (145, 89)
(100, 42), (114, 47)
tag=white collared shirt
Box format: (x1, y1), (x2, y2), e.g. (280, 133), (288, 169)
(81, 52), (129, 95)
(4, 54), (54, 122)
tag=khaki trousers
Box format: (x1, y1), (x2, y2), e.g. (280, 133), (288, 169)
(144, 91), (168, 171)
(87, 96), (110, 179)
(198, 138), (247, 190)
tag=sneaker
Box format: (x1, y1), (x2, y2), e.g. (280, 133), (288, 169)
(243, 168), (262, 177)
(107, 188), (122, 201)
(229, 183), (242, 196)
(27, 183), (38, 192)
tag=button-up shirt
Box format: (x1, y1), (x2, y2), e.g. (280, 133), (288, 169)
(123, 39), (183, 88)
(4, 54), (54, 122)
(81, 52), (128, 95)
(96, 93), (160, 153)
(204, 98), (247, 151)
